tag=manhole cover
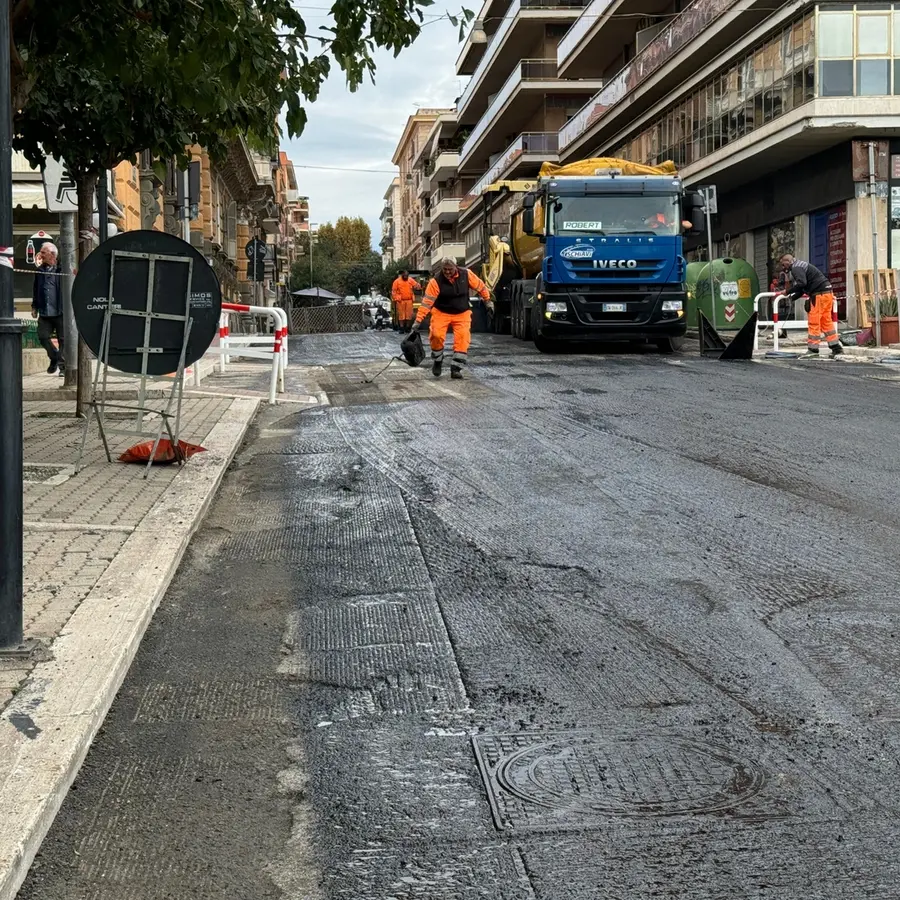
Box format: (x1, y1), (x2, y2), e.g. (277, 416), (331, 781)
(473, 731), (766, 831)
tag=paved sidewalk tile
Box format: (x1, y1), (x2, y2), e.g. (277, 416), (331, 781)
(3, 396), (235, 711)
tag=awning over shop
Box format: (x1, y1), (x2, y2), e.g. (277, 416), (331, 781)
(12, 184), (46, 210)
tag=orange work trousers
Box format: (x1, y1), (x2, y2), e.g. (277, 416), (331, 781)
(395, 299), (413, 323)
(807, 292), (839, 349)
(429, 309), (472, 358)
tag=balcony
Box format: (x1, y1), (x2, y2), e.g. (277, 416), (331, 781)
(459, 131), (558, 215)
(432, 151), (460, 182)
(459, 60), (604, 172)
(420, 214), (432, 237)
(557, 0), (672, 79)
(431, 187), (462, 226)
(418, 173), (432, 199)
(559, 0), (775, 156)
(456, 0), (591, 124)
(431, 240), (466, 266)
(456, 0), (516, 74)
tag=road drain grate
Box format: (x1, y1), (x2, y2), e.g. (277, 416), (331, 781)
(473, 730), (766, 831)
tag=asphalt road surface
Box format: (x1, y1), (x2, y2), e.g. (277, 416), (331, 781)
(20, 333), (900, 899)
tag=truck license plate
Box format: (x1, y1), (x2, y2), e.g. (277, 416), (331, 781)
(603, 303), (626, 312)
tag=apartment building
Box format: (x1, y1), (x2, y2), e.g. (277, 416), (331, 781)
(455, 0), (603, 269)
(391, 108), (455, 268)
(412, 112), (468, 268)
(380, 177), (399, 267)
(557, 0), (900, 322)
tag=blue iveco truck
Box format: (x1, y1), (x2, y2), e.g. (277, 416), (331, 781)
(479, 158), (706, 353)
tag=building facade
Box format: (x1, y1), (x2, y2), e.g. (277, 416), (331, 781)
(380, 177), (399, 267)
(557, 0), (899, 323)
(389, 0), (899, 324)
(391, 108), (455, 268)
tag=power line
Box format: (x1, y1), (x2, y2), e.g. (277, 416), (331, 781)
(294, 163), (397, 173)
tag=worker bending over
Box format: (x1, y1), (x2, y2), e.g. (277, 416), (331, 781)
(414, 257), (492, 379)
(391, 270), (419, 331)
(779, 254), (843, 358)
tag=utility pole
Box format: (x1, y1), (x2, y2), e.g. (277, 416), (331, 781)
(868, 141), (883, 347)
(0, 0), (26, 650)
(60, 213), (78, 387)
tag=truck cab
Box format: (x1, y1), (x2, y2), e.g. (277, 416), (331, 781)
(522, 173), (704, 351)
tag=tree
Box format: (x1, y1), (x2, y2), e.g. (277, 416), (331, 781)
(290, 232), (341, 298)
(12, 0), (469, 408)
(336, 252), (383, 298)
(333, 217), (373, 265)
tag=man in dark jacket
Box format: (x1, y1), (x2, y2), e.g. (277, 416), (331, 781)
(31, 242), (65, 375)
(779, 254), (843, 358)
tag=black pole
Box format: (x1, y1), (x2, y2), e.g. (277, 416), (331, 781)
(0, 0), (26, 650)
(97, 173), (109, 245)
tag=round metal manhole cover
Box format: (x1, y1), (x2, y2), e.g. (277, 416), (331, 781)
(493, 733), (765, 818)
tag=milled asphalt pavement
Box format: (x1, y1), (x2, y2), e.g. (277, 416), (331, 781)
(16, 331), (900, 899)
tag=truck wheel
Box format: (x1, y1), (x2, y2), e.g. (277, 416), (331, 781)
(510, 288), (520, 339)
(531, 304), (558, 353)
(656, 336), (685, 354)
(522, 300), (532, 341)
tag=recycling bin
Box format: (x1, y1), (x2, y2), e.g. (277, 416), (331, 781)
(690, 257), (760, 331)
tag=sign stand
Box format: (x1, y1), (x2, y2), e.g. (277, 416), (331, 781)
(76, 250), (195, 478)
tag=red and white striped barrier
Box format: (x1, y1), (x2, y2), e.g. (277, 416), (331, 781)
(203, 303), (288, 404)
(753, 292), (809, 353)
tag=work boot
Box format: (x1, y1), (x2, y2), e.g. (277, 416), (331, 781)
(451, 366), (463, 380)
(830, 342), (844, 357)
(801, 348), (819, 358)
(432, 359), (443, 378)
(46, 359), (58, 375)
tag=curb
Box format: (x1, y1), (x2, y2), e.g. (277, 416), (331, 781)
(0, 396), (260, 900)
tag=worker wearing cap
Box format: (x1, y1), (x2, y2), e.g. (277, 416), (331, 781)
(391, 270), (419, 332)
(413, 257), (492, 379)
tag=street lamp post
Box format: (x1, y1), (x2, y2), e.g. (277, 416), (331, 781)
(0, 0), (26, 650)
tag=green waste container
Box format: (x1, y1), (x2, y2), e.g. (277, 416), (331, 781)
(691, 257), (760, 331)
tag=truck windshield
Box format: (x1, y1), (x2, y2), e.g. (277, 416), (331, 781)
(549, 194), (682, 236)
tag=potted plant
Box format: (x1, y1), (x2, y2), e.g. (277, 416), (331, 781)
(866, 292), (900, 345)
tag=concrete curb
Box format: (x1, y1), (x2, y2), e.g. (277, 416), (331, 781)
(0, 396), (259, 900)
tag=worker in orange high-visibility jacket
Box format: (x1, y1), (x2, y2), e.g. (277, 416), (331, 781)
(391, 270), (420, 331)
(779, 254), (843, 358)
(413, 257), (492, 380)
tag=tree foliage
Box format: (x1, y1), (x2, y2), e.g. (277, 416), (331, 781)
(333, 217), (373, 265)
(12, 0), (466, 182)
(336, 252), (383, 298)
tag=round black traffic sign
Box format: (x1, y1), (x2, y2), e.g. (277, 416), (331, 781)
(72, 230), (221, 376)
(245, 238), (267, 261)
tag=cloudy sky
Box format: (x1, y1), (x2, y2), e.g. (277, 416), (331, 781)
(283, 1), (469, 251)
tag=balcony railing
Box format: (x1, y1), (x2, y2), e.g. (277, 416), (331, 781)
(460, 132), (558, 211)
(461, 60), (559, 163)
(557, 0), (614, 68)
(432, 185), (464, 204)
(560, 0), (740, 149)
(457, 1), (589, 115)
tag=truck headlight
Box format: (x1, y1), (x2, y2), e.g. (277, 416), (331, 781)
(661, 300), (683, 311)
(545, 302), (567, 313)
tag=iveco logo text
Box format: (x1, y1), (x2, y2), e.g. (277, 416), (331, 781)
(560, 246), (594, 260)
(596, 259), (638, 269)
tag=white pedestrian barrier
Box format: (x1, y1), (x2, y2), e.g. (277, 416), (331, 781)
(753, 293), (808, 353)
(203, 303), (288, 403)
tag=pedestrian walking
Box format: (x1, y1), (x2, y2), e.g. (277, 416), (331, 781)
(391, 270), (419, 332)
(412, 257), (492, 380)
(779, 254), (843, 358)
(31, 242), (65, 375)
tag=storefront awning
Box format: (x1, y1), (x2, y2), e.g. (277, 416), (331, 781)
(12, 184), (46, 209)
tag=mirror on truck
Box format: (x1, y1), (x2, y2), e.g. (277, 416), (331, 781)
(687, 191), (705, 209)
(689, 207), (705, 234)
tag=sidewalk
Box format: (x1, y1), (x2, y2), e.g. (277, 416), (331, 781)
(0, 368), (263, 900)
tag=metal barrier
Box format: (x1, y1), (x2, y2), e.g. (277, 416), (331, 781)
(753, 292), (807, 353)
(203, 303), (287, 403)
(290, 304), (365, 334)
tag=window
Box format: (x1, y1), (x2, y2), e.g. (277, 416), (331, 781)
(820, 59), (854, 95)
(858, 58), (890, 94)
(857, 14), (890, 55)
(818, 12), (854, 57)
